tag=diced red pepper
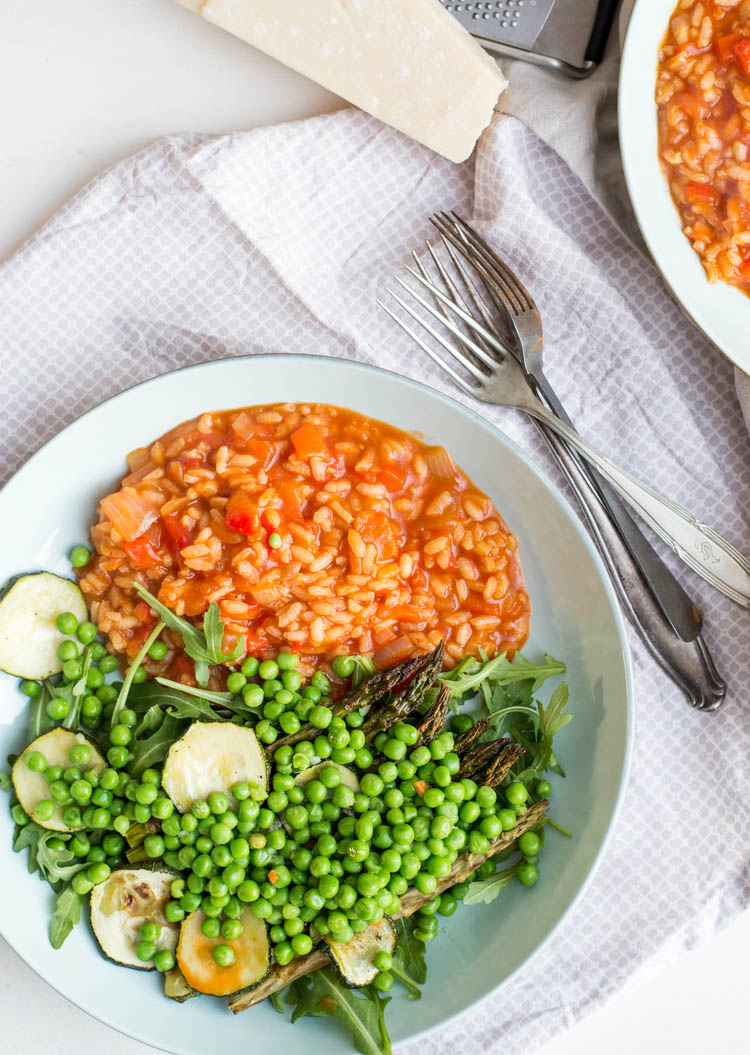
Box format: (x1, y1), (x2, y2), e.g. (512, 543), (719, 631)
(413, 780), (429, 797)
(716, 32), (740, 63)
(387, 604), (424, 624)
(225, 491), (260, 536)
(161, 514), (192, 559)
(685, 181), (717, 204)
(739, 258), (750, 279)
(377, 465), (407, 493)
(122, 535), (163, 569)
(734, 38), (750, 77)
(290, 422), (329, 460)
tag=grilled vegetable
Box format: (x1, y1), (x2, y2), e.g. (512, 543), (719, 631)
(363, 643), (444, 739)
(164, 967), (198, 1002)
(12, 728), (105, 831)
(295, 762), (360, 793)
(325, 919), (397, 987)
(414, 681), (451, 745)
(0, 572), (88, 679)
(177, 906), (269, 996)
(90, 867), (179, 969)
(162, 721), (267, 812)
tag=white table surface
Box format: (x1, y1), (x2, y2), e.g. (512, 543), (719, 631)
(1, 0), (748, 1052)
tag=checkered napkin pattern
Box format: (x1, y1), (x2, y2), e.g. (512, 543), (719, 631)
(1, 107), (750, 1055)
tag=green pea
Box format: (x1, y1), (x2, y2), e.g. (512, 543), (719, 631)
(240, 655), (259, 677)
(164, 900), (185, 923)
(71, 872), (93, 895)
(33, 800), (55, 823)
(58, 639), (79, 662)
(237, 879), (260, 902)
(56, 611), (79, 635)
(519, 831), (541, 857)
(505, 781), (528, 806)
(469, 830), (490, 855)
(87, 861), (111, 885)
(309, 705), (332, 729)
(208, 791), (230, 814)
(98, 655), (119, 675)
(212, 944), (235, 967)
(279, 711), (300, 735)
(476, 786), (497, 810)
(536, 780), (552, 797)
(148, 639), (168, 662)
(76, 621), (98, 645)
(258, 660), (279, 681)
(150, 949), (173, 972)
(26, 750), (47, 773)
(70, 545), (91, 567)
(518, 861), (538, 886)
(332, 655), (355, 678)
(290, 933), (312, 956)
(107, 746), (129, 769)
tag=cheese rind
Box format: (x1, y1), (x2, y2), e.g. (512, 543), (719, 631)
(175, 0), (506, 162)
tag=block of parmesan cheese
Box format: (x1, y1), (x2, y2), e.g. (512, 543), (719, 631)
(175, 0), (506, 162)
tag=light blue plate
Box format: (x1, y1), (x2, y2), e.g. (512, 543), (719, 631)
(0, 355), (633, 1054)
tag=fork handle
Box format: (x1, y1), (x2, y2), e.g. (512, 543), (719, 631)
(527, 403), (750, 608)
(532, 373), (701, 641)
(536, 421), (725, 709)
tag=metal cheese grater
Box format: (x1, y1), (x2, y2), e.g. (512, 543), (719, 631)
(440, 0), (621, 78)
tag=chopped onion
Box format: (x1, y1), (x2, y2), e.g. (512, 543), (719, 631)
(100, 488), (160, 542)
(372, 635), (414, 669)
(425, 446), (456, 479)
(126, 446), (149, 473)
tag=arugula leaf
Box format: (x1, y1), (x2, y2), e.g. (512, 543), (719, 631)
(286, 967), (392, 1055)
(132, 584), (243, 686)
(63, 645), (93, 730)
(132, 679), (258, 723)
(164, 696), (227, 722)
(393, 917), (427, 986)
(350, 655), (377, 688)
(463, 864), (519, 906)
(13, 823), (87, 885)
(0, 771), (11, 792)
(28, 685), (53, 741)
(129, 712), (188, 780)
(49, 885), (83, 949)
(439, 651), (565, 700)
(111, 619), (165, 726)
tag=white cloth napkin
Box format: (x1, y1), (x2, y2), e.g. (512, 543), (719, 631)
(2, 64), (750, 1055)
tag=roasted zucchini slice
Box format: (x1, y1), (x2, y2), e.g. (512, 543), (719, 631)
(0, 572), (88, 679)
(12, 728), (105, 831)
(325, 918), (397, 987)
(162, 721), (267, 812)
(90, 867), (179, 969)
(164, 966), (199, 1002)
(177, 906), (270, 996)
(295, 761), (360, 793)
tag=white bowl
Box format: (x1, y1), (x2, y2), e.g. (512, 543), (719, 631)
(619, 0), (750, 373)
(0, 355), (633, 1054)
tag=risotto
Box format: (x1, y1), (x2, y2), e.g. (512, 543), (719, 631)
(656, 0), (750, 295)
(79, 404), (530, 683)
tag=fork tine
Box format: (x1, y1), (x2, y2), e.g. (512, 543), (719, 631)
(387, 285), (490, 382)
(437, 234), (498, 332)
(376, 298), (481, 398)
(400, 266), (513, 360)
(448, 211), (536, 312)
(431, 214), (525, 316)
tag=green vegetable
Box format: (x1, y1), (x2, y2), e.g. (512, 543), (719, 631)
(132, 583), (243, 687)
(462, 863), (520, 905)
(286, 967), (392, 1055)
(49, 885), (83, 949)
(110, 621), (165, 729)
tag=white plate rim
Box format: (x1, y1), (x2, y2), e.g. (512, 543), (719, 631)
(618, 0), (750, 375)
(0, 353), (635, 1054)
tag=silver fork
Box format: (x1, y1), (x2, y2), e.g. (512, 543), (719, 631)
(434, 208), (704, 641)
(431, 211), (702, 643)
(378, 255), (750, 613)
(394, 234), (725, 710)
